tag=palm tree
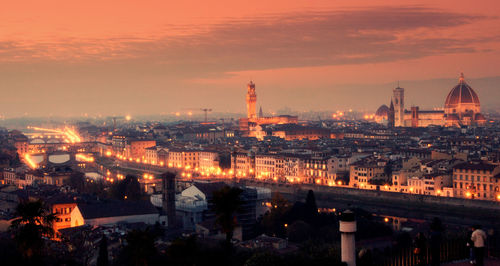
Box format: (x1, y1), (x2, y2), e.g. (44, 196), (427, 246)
(9, 199), (56, 260)
(212, 186), (243, 245)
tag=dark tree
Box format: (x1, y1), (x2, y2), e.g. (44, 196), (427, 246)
(244, 252), (284, 266)
(304, 190), (318, 223)
(85, 179), (107, 198)
(9, 199), (56, 261)
(164, 236), (199, 265)
(66, 171), (86, 192)
(260, 192), (290, 237)
(117, 229), (158, 266)
(212, 186), (243, 245)
(287, 220), (313, 243)
(97, 235), (109, 266)
(110, 175), (142, 200)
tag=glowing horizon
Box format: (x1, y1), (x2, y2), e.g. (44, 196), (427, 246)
(1, 0), (500, 118)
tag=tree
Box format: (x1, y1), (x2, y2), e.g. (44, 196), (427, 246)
(66, 171), (86, 192)
(110, 175), (142, 200)
(244, 252), (284, 266)
(304, 190), (318, 223)
(260, 192), (290, 237)
(97, 235), (109, 266)
(116, 229), (158, 266)
(287, 220), (312, 243)
(9, 199), (56, 260)
(212, 186), (243, 245)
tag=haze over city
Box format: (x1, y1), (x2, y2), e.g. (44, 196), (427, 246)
(1, 0), (500, 118)
(2, 1), (500, 266)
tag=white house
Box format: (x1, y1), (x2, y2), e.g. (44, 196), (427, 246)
(70, 201), (165, 227)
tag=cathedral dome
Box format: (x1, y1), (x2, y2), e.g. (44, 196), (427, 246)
(374, 104), (390, 124)
(444, 73), (480, 114)
(375, 105), (390, 117)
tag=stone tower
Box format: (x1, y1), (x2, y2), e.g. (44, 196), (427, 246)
(393, 85), (405, 127)
(246, 81), (257, 119)
(162, 172), (177, 229)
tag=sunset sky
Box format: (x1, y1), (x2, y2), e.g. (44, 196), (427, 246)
(1, 0), (500, 118)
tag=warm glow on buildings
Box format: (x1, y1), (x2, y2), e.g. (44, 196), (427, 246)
(76, 153), (94, 162)
(24, 153), (38, 169)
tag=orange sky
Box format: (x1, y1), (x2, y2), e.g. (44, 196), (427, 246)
(1, 0), (500, 117)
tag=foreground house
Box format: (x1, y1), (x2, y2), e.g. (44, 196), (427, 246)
(71, 200), (165, 227)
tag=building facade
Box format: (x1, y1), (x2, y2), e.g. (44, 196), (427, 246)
(452, 162), (500, 200)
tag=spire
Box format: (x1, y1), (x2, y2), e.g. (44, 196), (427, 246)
(395, 81), (403, 90)
(459, 72), (465, 83)
(248, 80), (255, 89)
(259, 106), (263, 118)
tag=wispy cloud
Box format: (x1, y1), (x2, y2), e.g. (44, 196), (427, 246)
(0, 6), (492, 75)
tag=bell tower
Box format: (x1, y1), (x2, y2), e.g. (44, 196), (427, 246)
(393, 85), (404, 127)
(246, 81), (257, 119)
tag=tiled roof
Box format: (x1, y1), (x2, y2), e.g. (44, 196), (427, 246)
(78, 200), (158, 219)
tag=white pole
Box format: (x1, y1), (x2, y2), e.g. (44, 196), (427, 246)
(340, 210), (357, 266)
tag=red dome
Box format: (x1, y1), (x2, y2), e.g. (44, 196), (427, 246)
(444, 73), (480, 111)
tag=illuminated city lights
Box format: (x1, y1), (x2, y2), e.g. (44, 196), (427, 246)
(76, 153), (94, 162)
(24, 154), (38, 169)
(29, 126), (82, 143)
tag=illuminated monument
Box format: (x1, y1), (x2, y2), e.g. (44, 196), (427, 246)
(375, 73), (486, 127)
(443, 73), (486, 126)
(239, 81), (298, 138)
(246, 81), (257, 119)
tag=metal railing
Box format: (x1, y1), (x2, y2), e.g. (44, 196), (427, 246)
(377, 238), (469, 266)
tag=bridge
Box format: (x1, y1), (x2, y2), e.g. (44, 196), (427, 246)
(24, 151), (95, 170)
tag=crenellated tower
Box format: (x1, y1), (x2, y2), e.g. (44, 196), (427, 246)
(246, 81), (257, 119)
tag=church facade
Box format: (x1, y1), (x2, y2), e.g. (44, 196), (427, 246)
(374, 74), (486, 127)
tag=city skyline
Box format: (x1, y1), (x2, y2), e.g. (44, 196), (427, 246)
(1, 0), (500, 117)
(1, 2), (499, 265)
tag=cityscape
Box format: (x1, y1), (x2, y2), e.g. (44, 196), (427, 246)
(1, 1), (499, 266)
